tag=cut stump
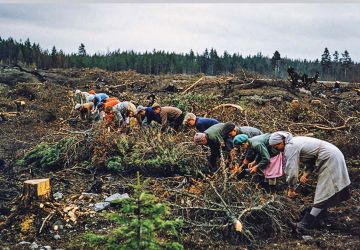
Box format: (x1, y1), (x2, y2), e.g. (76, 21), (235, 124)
(21, 178), (51, 207)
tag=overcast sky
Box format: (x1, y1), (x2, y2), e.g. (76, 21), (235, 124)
(0, 3), (359, 61)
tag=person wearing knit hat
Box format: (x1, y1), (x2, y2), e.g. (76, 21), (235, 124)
(221, 122), (262, 151)
(269, 131), (351, 232)
(136, 105), (145, 115)
(135, 105), (161, 127)
(234, 133), (282, 192)
(184, 113), (219, 132)
(233, 134), (249, 146)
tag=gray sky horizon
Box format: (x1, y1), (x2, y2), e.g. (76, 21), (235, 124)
(1, 3), (359, 61)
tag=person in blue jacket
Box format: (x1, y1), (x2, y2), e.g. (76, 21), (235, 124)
(135, 105), (161, 127)
(183, 113), (219, 132)
(89, 93), (109, 110)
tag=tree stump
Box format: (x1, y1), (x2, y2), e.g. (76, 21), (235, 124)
(21, 178), (51, 207)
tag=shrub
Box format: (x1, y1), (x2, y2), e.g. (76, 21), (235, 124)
(164, 93), (217, 112)
(106, 156), (127, 172)
(17, 143), (62, 170)
(107, 129), (207, 176)
(17, 137), (88, 170)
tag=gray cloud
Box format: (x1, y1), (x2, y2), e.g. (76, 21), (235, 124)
(0, 3), (359, 61)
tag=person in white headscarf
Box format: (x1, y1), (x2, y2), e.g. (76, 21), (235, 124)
(111, 101), (137, 127)
(74, 89), (94, 104)
(269, 131), (351, 232)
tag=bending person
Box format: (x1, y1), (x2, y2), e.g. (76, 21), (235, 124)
(152, 103), (185, 131)
(221, 122), (262, 150)
(233, 133), (283, 191)
(269, 131), (351, 232)
(135, 105), (161, 128)
(183, 113), (219, 132)
(112, 101), (137, 127)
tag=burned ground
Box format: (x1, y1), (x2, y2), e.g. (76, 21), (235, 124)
(0, 65), (359, 249)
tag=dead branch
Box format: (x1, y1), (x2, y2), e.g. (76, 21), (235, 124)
(198, 171), (234, 219)
(170, 204), (226, 213)
(59, 128), (93, 135)
(289, 116), (358, 131)
(237, 196), (275, 220)
(205, 103), (244, 117)
(181, 76), (205, 95)
(39, 212), (54, 234)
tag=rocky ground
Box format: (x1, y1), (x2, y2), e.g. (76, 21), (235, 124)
(0, 65), (359, 249)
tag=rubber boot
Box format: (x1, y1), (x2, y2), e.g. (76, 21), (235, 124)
(296, 213), (316, 233)
(269, 185), (276, 195)
(314, 209), (328, 227)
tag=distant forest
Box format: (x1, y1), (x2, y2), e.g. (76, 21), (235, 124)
(0, 37), (358, 81)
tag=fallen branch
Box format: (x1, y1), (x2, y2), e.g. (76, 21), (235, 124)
(237, 196), (275, 220)
(205, 103), (244, 117)
(289, 116), (358, 131)
(59, 128), (93, 135)
(181, 76), (205, 95)
(39, 212), (54, 234)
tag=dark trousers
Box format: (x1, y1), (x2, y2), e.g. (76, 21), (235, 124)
(172, 112), (186, 131)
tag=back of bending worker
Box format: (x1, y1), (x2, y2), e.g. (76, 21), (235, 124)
(269, 131), (351, 232)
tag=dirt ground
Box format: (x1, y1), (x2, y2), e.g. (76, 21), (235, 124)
(0, 65), (359, 249)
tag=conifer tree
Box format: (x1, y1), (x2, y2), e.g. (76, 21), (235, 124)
(332, 50), (340, 79)
(51, 46), (57, 67)
(340, 50), (352, 79)
(271, 50), (281, 77)
(78, 43), (86, 56)
(320, 47), (331, 76)
(86, 172), (183, 250)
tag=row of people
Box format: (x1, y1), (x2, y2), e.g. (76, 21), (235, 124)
(72, 89), (351, 233)
(195, 123), (351, 232)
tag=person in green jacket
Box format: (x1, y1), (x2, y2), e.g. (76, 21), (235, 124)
(194, 123), (263, 173)
(221, 122), (263, 158)
(233, 133), (281, 190)
(194, 123), (226, 172)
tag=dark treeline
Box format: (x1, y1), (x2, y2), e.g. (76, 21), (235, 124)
(0, 37), (359, 81)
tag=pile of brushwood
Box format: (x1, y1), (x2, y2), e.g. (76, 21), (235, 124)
(16, 124), (207, 176)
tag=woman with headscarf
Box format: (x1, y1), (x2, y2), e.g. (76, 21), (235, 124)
(111, 101), (137, 127)
(221, 122), (263, 151)
(269, 131), (351, 232)
(194, 123), (226, 173)
(233, 133), (283, 191)
(195, 123), (263, 173)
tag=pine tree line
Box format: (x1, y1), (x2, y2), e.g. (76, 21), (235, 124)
(0, 36), (358, 81)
